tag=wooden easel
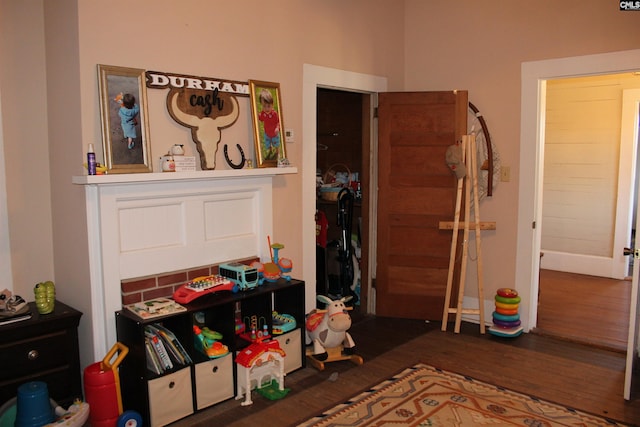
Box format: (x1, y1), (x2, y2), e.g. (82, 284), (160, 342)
(440, 134), (494, 334)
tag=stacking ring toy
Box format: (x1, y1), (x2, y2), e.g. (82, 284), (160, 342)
(489, 326), (523, 338)
(495, 295), (521, 304)
(495, 307), (519, 316)
(497, 288), (518, 298)
(495, 301), (519, 310)
(492, 311), (520, 322)
(492, 318), (521, 328)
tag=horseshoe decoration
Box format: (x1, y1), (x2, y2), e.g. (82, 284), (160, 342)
(224, 143), (246, 169)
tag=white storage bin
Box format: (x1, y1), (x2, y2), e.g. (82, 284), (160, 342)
(195, 354), (234, 409)
(148, 367), (193, 427)
(275, 328), (302, 374)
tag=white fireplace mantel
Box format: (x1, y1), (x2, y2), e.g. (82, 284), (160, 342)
(73, 167), (297, 360)
(71, 166), (297, 186)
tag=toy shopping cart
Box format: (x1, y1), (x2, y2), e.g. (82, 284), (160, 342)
(84, 342), (142, 427)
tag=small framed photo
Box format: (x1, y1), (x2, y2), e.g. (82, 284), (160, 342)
(98, 65), (152, 173)
(249, 80), (287, 168)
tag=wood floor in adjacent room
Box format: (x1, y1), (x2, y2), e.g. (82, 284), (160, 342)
(535, 268), (631, 352)
(170, 315), (640, 427)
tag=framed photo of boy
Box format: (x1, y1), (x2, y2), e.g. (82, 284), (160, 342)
(97, 65), (152, 173)
(249, 80), (287, 168)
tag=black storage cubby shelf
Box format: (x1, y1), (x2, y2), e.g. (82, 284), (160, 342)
(115, 278), (305, 427)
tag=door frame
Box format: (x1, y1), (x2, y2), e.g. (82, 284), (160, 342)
(302, 64), (387, 315)
(516, 49), (640, 332)
(0, 94), (12, 291)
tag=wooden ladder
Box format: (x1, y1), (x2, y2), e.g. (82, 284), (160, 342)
(440, 134), (494, 333)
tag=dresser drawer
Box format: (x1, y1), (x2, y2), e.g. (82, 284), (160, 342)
(148, 367), (193, 427)
(274, 328), (302, 374)
(0, 330), (72, 380)
(194, 354), (234, 410)
(0, 368), (74, 405)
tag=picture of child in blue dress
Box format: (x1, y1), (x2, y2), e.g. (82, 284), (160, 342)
(258, 89), (280, 160)
(118, 93), (140, 149)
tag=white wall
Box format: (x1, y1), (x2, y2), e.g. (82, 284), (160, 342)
(2, 0), (640, 367)
(45, 0), (405, 368)
(0, 0), (54, 294)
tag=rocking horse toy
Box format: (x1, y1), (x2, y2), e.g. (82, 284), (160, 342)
(305, 294), (363, 371)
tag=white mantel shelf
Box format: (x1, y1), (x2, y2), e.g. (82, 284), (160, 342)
(72, 166), (297, 185)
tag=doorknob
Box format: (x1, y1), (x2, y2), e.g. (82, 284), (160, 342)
(623, 247), (638, 257)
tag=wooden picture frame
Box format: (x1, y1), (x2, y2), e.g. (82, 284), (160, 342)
(249, 80), (287, 168)
(98, 65), (152, 173)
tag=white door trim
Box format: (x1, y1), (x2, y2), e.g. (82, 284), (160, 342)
(0, 91), (13, 291)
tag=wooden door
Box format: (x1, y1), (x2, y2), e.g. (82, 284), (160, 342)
(375, 91), (468, 319)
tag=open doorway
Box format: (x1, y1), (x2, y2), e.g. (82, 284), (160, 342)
(315, 88), (368, 313)
(540, 74), (640, 280)
(534, 74), (640, 351)
(301, 64), (387, 315)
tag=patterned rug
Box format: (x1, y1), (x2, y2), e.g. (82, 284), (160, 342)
(297, 363), (630, 426)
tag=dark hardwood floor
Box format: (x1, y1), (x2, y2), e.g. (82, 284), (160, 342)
(535, 269), (631, 352)
(169, 314), (640, 427)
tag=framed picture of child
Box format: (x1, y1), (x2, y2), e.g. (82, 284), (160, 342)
(249, 80), (287, 168)
(97, 65), (152, 173)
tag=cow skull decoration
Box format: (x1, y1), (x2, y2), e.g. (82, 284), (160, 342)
(168, 88), (240, 170)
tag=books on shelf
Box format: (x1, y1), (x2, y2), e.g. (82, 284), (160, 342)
(144, 323), (192, 374)
(145, 337), (163, 375)
(153, 323), (193, 365)
(145, 328), (173, 371)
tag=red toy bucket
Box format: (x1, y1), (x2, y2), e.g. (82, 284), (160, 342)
(83, 342), (129, 427)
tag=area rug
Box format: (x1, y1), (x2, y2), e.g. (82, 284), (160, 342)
(297, 363), (630, 426)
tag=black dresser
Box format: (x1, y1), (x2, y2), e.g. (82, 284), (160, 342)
(0, 300), (83, 407)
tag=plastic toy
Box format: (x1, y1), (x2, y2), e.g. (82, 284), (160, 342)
(492, 318), (521, 328)
(495, 294), (521, 304)
(44, 400), (90, 427)
(193, 326), (229, 358)
(494, 301), (519, 310)
(305, 295), (363, 371)
(239, 315), (271, 343)
(255, 379), (290, 401)
(235, 317), (246, 335)
(172, 275), (237, 304)
(0, 397), (90, 427)
(261, 236), (293, 283)
(235, 340), (286, 406)
(250, 261), (266, 285)
(492, 312), (520, 322)
(489, 288), (523, 338)
(496, 287), (518, 298)
(83, 342), (142, 427)
(218, 262), (260, 291)
(495, 307), (518, 315)
(272, 311), (296, 335)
